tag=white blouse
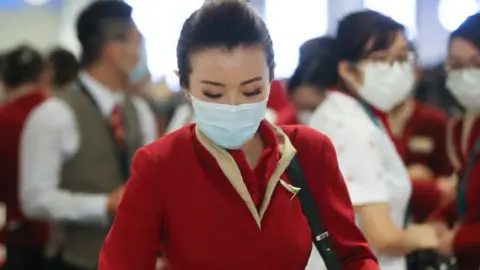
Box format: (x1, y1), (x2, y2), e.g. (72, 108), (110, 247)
(308, 91), (411, 270)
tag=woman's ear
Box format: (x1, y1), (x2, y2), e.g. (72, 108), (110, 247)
(338, 61), (352, 82)
(338, 60), (362, 88)
(174, 69), (180, 77)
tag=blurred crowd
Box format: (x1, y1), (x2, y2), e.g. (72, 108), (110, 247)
(0, 0), (479, 270)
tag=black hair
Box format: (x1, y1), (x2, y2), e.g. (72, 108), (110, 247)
(177, 0), (274, 87)
(336, 10), (405, 62)
(48, 47), (79, 88)
(288, 36), (338, 93)
(0, 53), (5, 80)
(76, 0), (134, 67)
(2, 45), (45, 88)
(299, 37), (333, 64)
(450, 12), (480, 50)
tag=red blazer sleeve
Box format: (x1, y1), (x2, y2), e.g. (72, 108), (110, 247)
(428, 199), (458, 228)
(409, 180), (442, 222)
(295, 127), (379, 270)
(421, 104), (454, 177)
(99, 147), (162, 270)
(454, 222), (480, 257)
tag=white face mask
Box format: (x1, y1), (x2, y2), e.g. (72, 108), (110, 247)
(353, 62), (415, 112)
(446, 68), (480, 110)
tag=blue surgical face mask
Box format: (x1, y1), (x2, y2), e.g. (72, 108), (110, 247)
(191, 96), (268, 149)
(129, 40), (150, 84)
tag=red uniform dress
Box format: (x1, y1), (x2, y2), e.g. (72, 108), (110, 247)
(0, 90), (50, 247)
(389, 100), (455, 222)
(99, 121), (379, 270)
(429, 114), (480, 270)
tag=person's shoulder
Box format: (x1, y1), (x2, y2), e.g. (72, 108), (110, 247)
(279, 124), (332, 153)
(25, 96), (75, 130)
(144, 124), (195, 159)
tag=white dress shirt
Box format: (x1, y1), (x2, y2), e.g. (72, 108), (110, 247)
(308, 91), (411, 270)
(20, 72), (157, 226)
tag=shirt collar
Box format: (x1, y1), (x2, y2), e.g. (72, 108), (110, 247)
(78, 71), (124, 117)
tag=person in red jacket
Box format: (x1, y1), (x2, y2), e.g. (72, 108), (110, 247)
(0, 46), (51, 270)
(389, 98), (456, 222)
(428, 13), (480, 270)
(387, 43), (456, 223)
(99, 1), (379, 269)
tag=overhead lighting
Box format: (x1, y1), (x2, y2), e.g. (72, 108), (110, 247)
(438, 0), (479, 31)
(24, 0), (51, 6)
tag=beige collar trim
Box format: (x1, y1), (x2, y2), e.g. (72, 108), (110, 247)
(195, 123), (296, 228)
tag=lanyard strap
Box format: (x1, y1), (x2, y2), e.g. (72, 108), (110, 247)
(359, 101), (383, 128)
(457, 137), (480, 218)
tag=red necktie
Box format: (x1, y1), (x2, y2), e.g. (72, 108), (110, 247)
(110, 104), (126, 147)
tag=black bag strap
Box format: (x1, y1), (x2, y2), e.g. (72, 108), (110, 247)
(286, 156), (342, 270)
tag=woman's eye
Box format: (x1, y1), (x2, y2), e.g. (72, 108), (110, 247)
(203, 92), (222, 99)
(244, 89), (262, 97)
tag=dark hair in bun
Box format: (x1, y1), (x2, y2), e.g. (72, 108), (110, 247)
(3, 45), (46, 88)
(288, 36), (339, 93)
(177, 0), (274, 87)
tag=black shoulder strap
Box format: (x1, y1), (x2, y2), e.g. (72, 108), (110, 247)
(285, 156), (343, 270)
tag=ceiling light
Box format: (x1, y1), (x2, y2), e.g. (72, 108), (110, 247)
(24, 0), (51, 6)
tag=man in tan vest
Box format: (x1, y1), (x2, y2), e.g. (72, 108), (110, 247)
(19, 1), (157, 269)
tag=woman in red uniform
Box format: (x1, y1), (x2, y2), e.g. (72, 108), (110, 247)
(428, 13), (480, 270)
(99, 1), (378, 269)
(0, 46), (50, 270)
(388, 46), (456, 223)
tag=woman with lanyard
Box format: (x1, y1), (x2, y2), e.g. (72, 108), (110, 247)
(308, 10), (439, 270)
(98, 1), (379, 269)
(428, 13), (480, 270)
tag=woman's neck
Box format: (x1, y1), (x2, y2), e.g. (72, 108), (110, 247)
(241, 133), (265, 168)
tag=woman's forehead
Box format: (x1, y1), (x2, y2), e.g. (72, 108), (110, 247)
(449, 38), (480, 59)
(365, 31), (408, 57)
(189, 46), (269, 84)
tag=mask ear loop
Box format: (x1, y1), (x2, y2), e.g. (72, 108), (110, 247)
(342, 62), (362, 92)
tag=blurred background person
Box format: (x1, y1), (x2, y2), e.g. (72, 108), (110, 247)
(308, 10), (439, 270)
(428, 12), (480, 270)
(47, 47), (79, 91)
(18, 1), (157, 270)
(0, 45), (51, 270)
(388, 44), (456, 223)
(281, 36), (338, 125)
